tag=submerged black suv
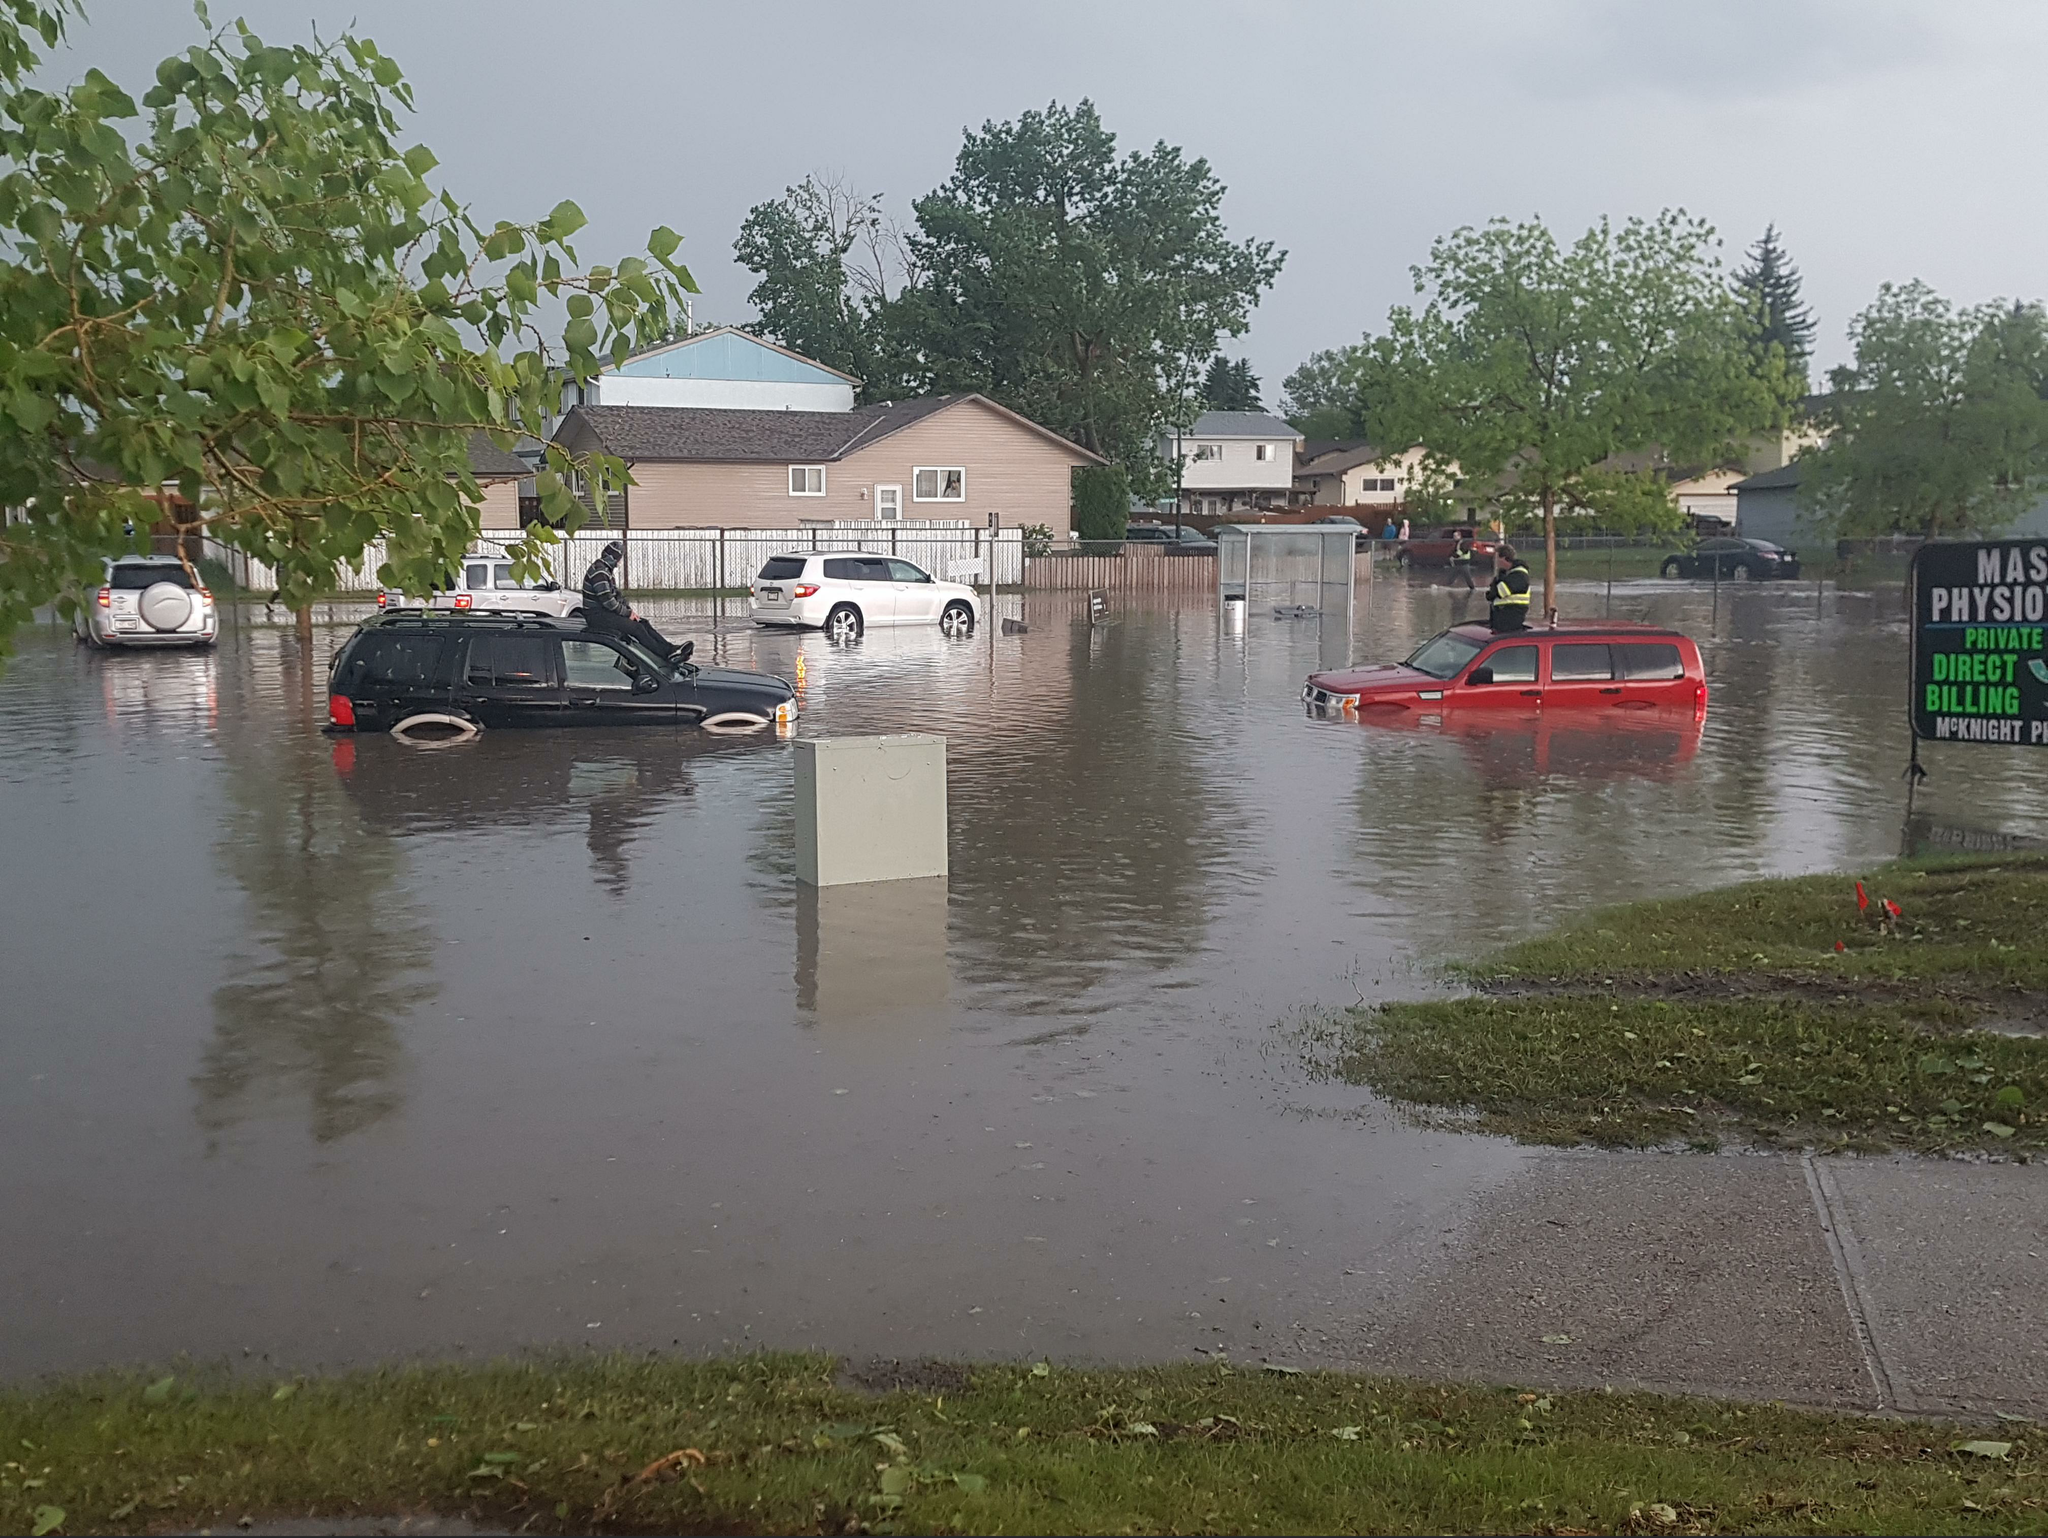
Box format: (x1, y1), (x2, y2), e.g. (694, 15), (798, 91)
(326, 613), (796, 734)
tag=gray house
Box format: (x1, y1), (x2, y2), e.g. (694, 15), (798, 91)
(1730, 463), (1810, 547)
(1735, 460), (2048, 547)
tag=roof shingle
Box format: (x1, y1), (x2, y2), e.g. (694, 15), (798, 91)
(557, 397), (963, 463)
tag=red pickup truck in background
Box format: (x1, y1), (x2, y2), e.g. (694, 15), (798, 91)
(1396, 525), (1497, 568)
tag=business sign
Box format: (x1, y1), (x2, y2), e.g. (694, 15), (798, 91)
(1911, 538), (2048, 745)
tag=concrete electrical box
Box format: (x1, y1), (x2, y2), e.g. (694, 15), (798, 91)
(793, 734), (949, 887)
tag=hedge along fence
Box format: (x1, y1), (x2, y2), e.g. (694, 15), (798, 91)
(205, 525), (1030, 597)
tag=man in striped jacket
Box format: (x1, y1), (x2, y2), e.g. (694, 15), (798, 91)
(581, 541), (692, 665)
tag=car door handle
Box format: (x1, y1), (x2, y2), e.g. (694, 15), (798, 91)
(1599, 687), (1622, 695)
(1519, 689), (1541, 697)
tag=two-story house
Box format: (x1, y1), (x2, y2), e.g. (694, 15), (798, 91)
(1161, 411), (1303, 518)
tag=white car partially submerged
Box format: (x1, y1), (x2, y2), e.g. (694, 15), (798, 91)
(378, 553), (578, 618)
(749, 552), (979, 642)
(75, 556), (218, 648)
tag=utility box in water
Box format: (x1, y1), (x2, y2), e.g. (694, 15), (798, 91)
(794, 734), (948, 887)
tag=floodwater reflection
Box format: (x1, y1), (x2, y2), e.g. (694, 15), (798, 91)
(795, 876), (950, 1030)
(200, 645), (434, 1146)
(4, 580), (2048, 1378)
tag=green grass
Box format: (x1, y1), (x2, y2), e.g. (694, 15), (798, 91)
(1332, 857), (2048, 1154)
(3, 1356), (2041, 1536)
(1544, 546), (1683, 581)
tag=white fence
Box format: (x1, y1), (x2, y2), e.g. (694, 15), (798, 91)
(206, 525), (1028, 596)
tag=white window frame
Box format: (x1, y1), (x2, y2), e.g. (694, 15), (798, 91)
(1192, 443), (1224, 462)
(912, 466), (966, 502)
(875, 484), (902, 520)
(788, 465), (827, 497)
(1254, 443), (1272, 462)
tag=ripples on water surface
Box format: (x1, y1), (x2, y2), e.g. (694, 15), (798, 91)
(3, 576), (2044, 1376)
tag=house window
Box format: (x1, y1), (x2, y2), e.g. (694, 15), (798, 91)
(913, 467), (965, 501)
(788, 465), (826, 496)
(1255, 443), (1272, 462)
(1192, 443), (1224, 461)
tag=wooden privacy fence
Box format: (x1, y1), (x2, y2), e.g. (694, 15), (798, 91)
(1024, 553), (1217, 591)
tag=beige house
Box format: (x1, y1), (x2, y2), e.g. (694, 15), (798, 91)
(543, 395), (1101, 532)
(467, 432), (528, 529)
(1292, 442), (1437, 508)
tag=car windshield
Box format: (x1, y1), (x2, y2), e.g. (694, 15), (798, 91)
(611, 633), (683, 679)
(1747, 540), (1782, 552)
(109, 563), (192, 590)
(1404, 629), (1487, 680)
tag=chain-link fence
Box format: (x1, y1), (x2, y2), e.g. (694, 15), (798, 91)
(204, 525), (1028, 597)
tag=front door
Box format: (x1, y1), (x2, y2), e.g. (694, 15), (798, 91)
(1452, 641), (1542, 709)
(875, 485), (902, 521)
(461, 632), (564, 727)
(886, 558), (943, 623)
(559, 637), (679, 726)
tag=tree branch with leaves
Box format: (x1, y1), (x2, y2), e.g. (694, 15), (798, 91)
(0, 2), (698, 650)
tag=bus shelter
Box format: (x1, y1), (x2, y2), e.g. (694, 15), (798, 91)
(1215, 523), (1358, 668)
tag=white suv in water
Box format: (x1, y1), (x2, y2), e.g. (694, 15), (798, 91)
(377, 553), (578, 618)
(75, 556), (218, 648)
(749, 552), (979, 642)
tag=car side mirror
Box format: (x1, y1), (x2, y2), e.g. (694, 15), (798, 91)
(632, 672), (661, 694)
(1467, 666), (1494, 685)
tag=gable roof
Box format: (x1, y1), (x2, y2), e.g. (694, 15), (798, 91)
(1731, 462), (1803, 491)
(466, 432), (530, 479)
(1297, 442), (1393, 475)
(607, 326), (862, 387)
(554, 394), (1104, 466)
(1183, 410), (1302, 440)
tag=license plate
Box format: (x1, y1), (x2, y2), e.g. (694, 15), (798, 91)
(762, 588), (783, 601)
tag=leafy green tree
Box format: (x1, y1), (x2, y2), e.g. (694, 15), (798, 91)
(0, 3), (695, 650)
(1362, 213), (1787, 617)
(1200, 356), (1261, 411)
(896, 101), (1282, 494)
(1802, 282), (2048, 537)
(1279, 346), (1366, 439)
(732, 172), (916, 397)
(1735, 224), (1816, 390)
(1071, 463), (1130, 541)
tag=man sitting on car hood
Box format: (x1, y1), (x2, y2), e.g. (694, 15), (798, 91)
(581, 541), (692, 665)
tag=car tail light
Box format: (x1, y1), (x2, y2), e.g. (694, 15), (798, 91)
(328, 693), (357, 728)
(793, 583), (819, 598)
(199, 587), (214, 604)
(453, 593), (472, 609)
(377, 592), (388, 608)
(96, 587), (111, 607)
(1694, 682), (1709, 719)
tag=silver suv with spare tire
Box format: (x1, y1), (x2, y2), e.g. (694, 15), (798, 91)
(74, 555), (218, 649)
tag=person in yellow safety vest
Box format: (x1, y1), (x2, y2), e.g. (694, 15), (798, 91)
(1448, 530), (1477, 589)
(1487, 543), (1533, 632)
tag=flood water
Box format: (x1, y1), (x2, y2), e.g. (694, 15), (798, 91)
(5, 573), (2045, 1380)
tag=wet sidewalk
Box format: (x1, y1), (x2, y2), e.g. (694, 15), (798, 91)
(1320, 1150), (2048, 1418)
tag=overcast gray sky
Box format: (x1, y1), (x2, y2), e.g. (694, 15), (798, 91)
(60, 0), (2048, 398)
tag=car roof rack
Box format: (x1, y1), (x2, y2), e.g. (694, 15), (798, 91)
(372, 610), (572, 630)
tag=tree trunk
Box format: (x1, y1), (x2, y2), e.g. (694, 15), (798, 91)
(294, 605), (313, 645)
(1542, 490), (1558, 624)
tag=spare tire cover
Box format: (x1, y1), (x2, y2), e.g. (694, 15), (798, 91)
(139, 580), (193, 631)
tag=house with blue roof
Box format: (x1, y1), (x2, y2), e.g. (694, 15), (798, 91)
(560, 326), (861, 415)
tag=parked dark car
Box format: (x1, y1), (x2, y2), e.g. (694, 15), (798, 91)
(1660, 537), (1801, 581)
(1124, 522), (1218, 554)
(324, 613), (796, 735)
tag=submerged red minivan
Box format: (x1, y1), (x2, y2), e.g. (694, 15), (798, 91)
(1303, 620), (1707, 718)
